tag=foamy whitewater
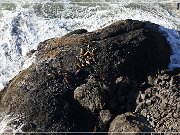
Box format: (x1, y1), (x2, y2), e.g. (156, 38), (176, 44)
(0, 0), (180, 133)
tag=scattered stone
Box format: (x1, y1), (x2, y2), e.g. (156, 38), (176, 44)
(135, 70), (180, 132)
(99, 110), (113, 123)
(173, 112), (179, 118)
(154, 113), (160, 119)
(141, 109), (147, 117)
(115, 76), (130, 85)
(147, 76), (155, 85)
(161, 98), (168, 104)
(140, 93), (146, 100)
(146, 99), (152, 106)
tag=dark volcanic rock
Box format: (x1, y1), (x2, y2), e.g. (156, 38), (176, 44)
(0, 19), (172, 132)
(108, 112), (154, 134)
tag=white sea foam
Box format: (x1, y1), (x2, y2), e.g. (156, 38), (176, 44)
(0, 1), (180, 132)
(0, 114), (23, 134)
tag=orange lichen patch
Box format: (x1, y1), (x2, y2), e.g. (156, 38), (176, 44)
(39, 32), (98, 60)
(60, 36), (89, 45)
(38, 48), (62, 60)
(36, 35), (93, 61)
(41, 35), (90, 51)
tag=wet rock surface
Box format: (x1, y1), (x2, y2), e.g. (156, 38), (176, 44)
(0, 19), (176, 133)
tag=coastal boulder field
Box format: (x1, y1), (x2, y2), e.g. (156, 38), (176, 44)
(0, 19), (179, 133)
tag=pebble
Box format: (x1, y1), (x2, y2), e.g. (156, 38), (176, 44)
(141, 109), (147, 116)
(162, 98), (168, 104)
(154, 112), (160, 119)
(161, 101), (167, 109)
(150, 121), (155, 127)
(140, 93), (146, 100)
(154, 78), (161, 86)
(168, 99), (173, 105)
(135, 102), (143, 112)
(147, 115), (150, 121)
(173, 112), (178, 118)
(162, 74), (170, 80)
(115, 76), (123, 84)
(161, 111), (168, 117)
(147, 76), (154, 85)
(161, 80), (166, 86)
(166, 112), (172, 118)
(99, 110), (112, 123)
(146, 99), (152, 106)
(147, 93), (152, 98)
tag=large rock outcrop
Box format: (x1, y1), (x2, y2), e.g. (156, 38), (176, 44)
(0, 19), (172, 132)
(36, 19), (171, 83)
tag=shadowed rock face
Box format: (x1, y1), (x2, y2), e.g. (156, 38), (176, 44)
(0, 19), (172, 132)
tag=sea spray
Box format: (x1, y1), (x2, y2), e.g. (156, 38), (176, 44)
(0, 114), (23, 134)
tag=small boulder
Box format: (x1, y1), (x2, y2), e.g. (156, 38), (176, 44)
(99, 110), (113, 123)
(74, 76), (111, 112)
(108, 112), (154, 134)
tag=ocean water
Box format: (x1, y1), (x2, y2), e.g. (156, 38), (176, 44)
(0, 0), (180, 133)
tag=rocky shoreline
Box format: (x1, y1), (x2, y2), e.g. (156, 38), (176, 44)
(0, 19), (179, 134)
